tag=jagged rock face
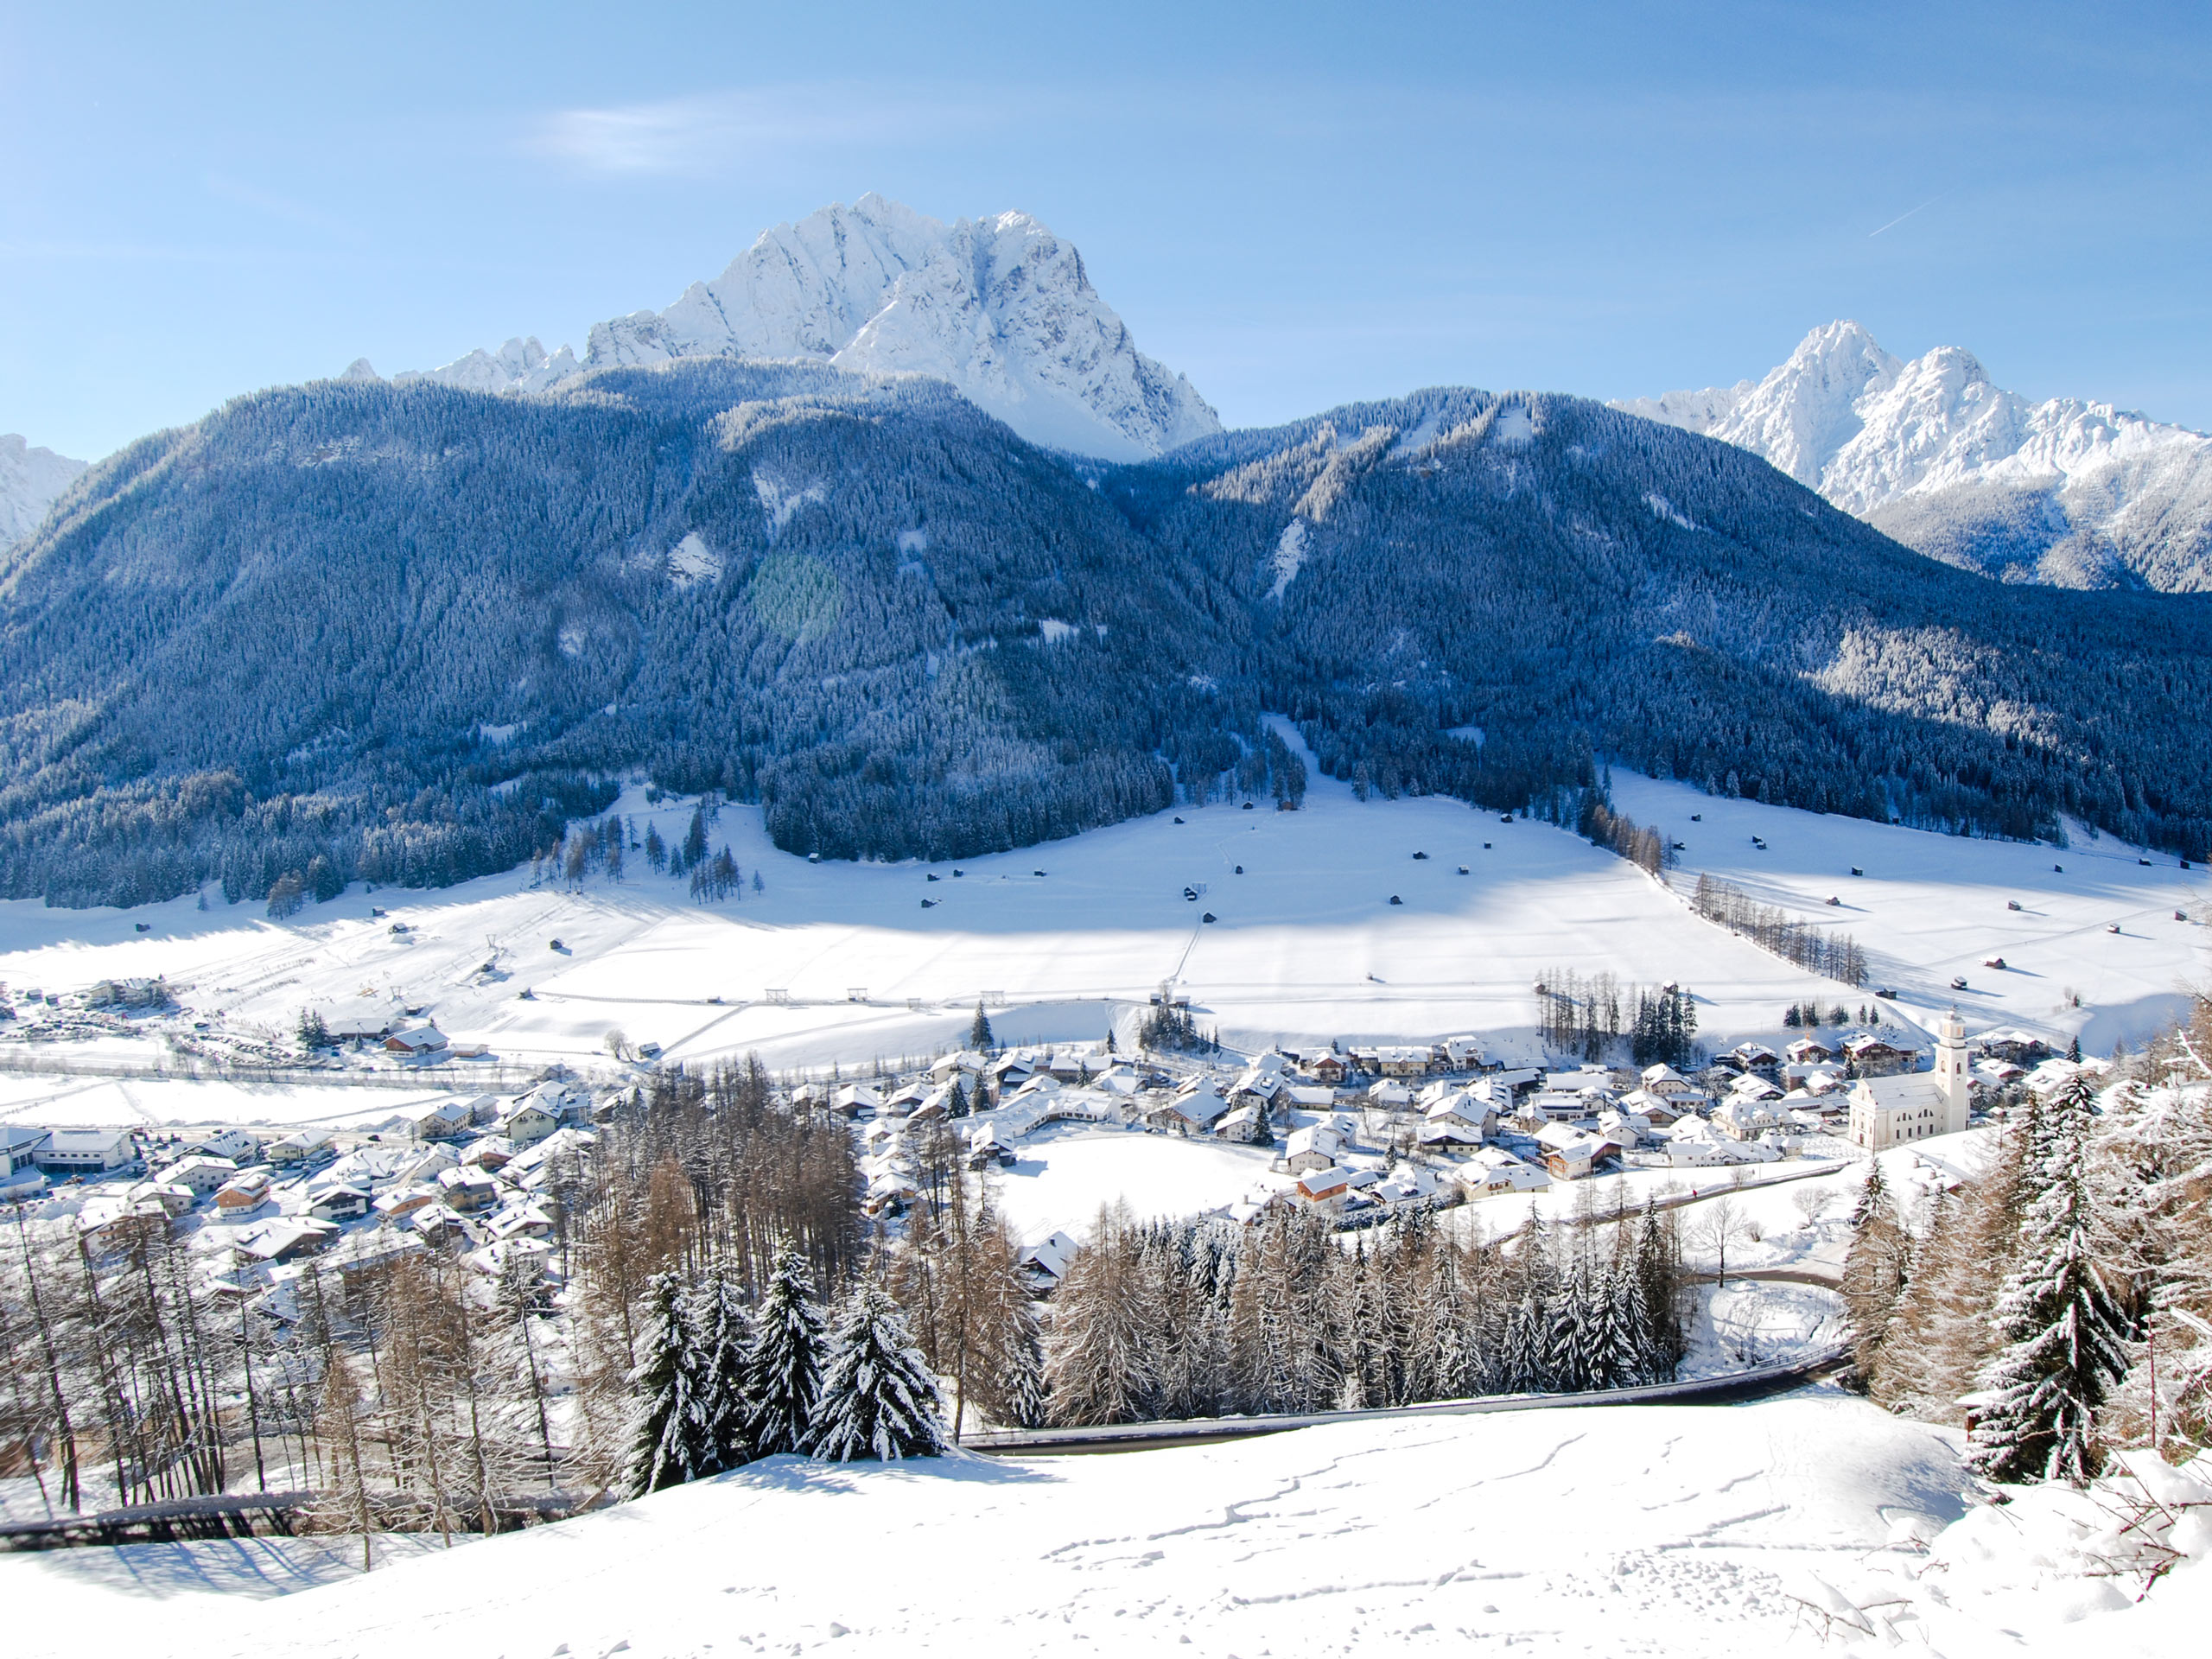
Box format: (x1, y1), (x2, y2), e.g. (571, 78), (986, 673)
(389, 195), (1220, 462)
(392, 336), (576, 395)
(0, 433), (86, 550)
(1619, 321), (2212, 589)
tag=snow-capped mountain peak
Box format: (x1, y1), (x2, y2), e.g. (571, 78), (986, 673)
(378, 195), (1220, 461)
(0, 433), (88, 550)
(1620, 322), (2212, 590)
(389, 336), (576, 395)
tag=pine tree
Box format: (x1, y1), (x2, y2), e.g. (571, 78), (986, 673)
(1633, 1201), (1685, 1379)
(744, 1243), (830, 1458)
(690, 1263), (756, 1472)
(811, 1286), (950, 1461)
(626, 1274), (714, 1497)
(1967, 1075), (2132, 1484)
(969, 1001), (995, 1052)
(1545, 1261), (1599, 1393)
(945, 1077), (969, 1120)
(1841, 1159), (1912, 1376)
(1594, 1265), (1647, 1389)
(998, 1304), (1049, 1429)
(1502, 1293), (1548, 1392)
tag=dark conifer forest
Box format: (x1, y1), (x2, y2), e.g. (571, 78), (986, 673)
(3, 359), (2208, 907)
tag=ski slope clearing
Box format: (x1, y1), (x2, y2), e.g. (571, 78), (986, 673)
(0, 744), (2195, 1090)
(7, 1390), (2197, 1659)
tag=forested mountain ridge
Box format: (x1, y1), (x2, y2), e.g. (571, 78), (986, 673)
(1123, 389), (2212, 852)
(2, 359), (2209, 909)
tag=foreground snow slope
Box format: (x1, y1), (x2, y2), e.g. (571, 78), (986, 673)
(0, 750), (2194, 1116)
(13, 1393), (1959, 1659)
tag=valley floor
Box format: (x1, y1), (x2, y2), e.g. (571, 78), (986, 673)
(0, 748), (2197, 1117)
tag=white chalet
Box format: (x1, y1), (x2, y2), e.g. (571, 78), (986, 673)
(1282, 1124), (1344, 1173)
(1454, 1147), (1551, 1198)
(154, 1154), (238, 1198)
(498, 1097), (562, 1147)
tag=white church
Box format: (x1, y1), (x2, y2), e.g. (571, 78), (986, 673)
(1847, 1010), (1972, 1151)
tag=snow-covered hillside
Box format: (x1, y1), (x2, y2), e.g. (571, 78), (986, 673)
(1618, 321), (2212, 589)
(0, 432), (86, 550)
(0, 741), (2195, 1123)
(7, 1389), (2202, 1659)
(378, 194), (1220, 461)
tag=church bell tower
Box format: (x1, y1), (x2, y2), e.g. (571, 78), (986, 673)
(1936, 1008), (1970, 1133)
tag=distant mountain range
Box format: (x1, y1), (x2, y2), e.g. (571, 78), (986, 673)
(360, 194), (1221, 463)
(8, 209), (2212, 908)
(1618, 321), (2212, 590)
(0, 434), (86, 551)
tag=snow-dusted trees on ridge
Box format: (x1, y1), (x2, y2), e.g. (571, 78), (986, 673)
(1033, 1198), (1688, 1429)
(10, 363), (2212, 909)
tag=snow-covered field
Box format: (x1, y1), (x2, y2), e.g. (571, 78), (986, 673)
(6, 1389), (2201, 1659)
(1612, 772), (2206, 1056)
(0, 739), (2194, 1118)
(988, 1125), (1282, 1243)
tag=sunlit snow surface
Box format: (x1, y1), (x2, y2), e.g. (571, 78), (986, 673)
(0, 1394), (1966, 1659)
(0, 747), (2196, 1132)
(10, 1389), (2203, 1659)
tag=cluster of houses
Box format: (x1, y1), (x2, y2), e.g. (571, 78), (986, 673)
(837, 1013), (2056, 1263)
(35, 1078), (608, 1319)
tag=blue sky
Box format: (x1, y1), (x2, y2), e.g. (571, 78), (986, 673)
(4, 1), (2208, 459)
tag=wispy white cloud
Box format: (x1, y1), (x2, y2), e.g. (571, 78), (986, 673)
(529, 85), (1005, 178)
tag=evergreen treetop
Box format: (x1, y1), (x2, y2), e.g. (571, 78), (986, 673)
(811, 1285), (950, 1462)
(745, 1241), (830, 1458)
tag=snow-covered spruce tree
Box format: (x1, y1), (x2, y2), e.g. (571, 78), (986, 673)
(690, 1262), (757, 1471)
(1840, 1158), (1912, 1378)
(1544, 1261), (1600, 1394)
(1596, 1263), (1649, 1389)
(1633, 1200), (1686, 1380)
(969, 1001), (995, 1052)
(626, 1273), (715, 1497)
(1965, 1074), (2133, 1484)
(744, 1242), (830, 1458)
(812, 1285), (950, 1461)
(1501, 1293), (1548, 1392)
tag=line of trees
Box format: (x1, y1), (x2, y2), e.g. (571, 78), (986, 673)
(1691, 872), (1868, 987)
(1037, 1199), (1689, 1426)
(1580, 799), (1674, 877)
(1535, 969), (1698, 1067)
